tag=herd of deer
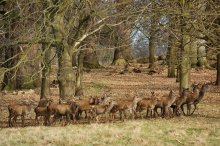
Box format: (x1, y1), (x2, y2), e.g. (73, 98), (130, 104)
(7, 83), (209, 127)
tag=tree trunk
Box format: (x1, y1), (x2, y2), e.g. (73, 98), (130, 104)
(179, 1), (191, 93)
(190, 40), (198, 67)
(75, 50), (84, 96)
(40, 44), (51, 99)
(148, 17), (157, 69)
(167, 35), (176, 78)
(216, 53), (220, 86)
(176, 65), (180, 82)
(57, 46), (75, 99)
(197, 44), (207, 67)
(113, 0), (132, 63)
(179, 30), (191, 93)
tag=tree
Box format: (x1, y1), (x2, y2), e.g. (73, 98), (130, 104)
(113, 0), (133, 63)
(148, 15), (157, 69)
(75, 48), (84, 96)
(40, 43), (51, 99)
(216, 53), (220, 86)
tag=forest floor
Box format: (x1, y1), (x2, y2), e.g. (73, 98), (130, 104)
(0, 64), (219, 146)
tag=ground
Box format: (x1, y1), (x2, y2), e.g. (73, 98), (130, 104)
(0, 64), (219, 146)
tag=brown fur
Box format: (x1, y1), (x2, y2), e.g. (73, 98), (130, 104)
(8, 104), (32, 127)
(47, 100), (78, 125)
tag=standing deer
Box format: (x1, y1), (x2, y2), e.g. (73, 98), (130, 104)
(181, 84), (200, 115)
(190, 83), (209, 115)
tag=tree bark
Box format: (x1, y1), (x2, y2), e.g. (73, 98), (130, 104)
(167, 35), (176, 78)
(179, 26), (191, 93)
(57, 46), (75, 99)
(40, 43), (51, 99)
(216, 53), (220, 86)
(148, 16), (157, 69)
(197, 44), (207, 67)
(113, 0), (132, 63)
(75, 50), (84, 96)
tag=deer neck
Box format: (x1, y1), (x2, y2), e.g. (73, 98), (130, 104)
(195, 88), (206, 103)
(170, 94), (177, 104)
(105, 103), (114, 113)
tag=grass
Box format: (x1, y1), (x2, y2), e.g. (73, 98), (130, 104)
(0, 116), (219, 146)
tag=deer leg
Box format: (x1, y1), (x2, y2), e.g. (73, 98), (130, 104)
(154, 108), (159, 117)
(146, 109), (149, 118)
(96, 115), (99, 122)
(150, 109), (153, 118)
(43, 116), (47, 126)
(168, 107), (173, 118)
(85, 111), (88, 119)
(21, 114), (25, 127)
(8, 112), (13, 127)
(160, 107), (163, 116)
(12, 115), (17, 127)
(180, 104), (186, 115)
(46, 114), (51, 126)
(35, 115), (39, 125)
(132, 109), (137, 119)
(153, 108), (157, 117)
(190, 104), (197, 115)
(119, 111), (122, 120)
(129, 109), (134, 119)
(164, 106), (169, 118)
(175, 106), (180, 116)
(123, 111), (127, 119)
(187, 104), (191, 116)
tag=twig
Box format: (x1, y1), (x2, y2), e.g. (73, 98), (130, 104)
(175, 138), (184, 145)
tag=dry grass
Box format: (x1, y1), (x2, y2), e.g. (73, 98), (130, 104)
(0, 116), (219, 146)
(0, 65), (220, 146)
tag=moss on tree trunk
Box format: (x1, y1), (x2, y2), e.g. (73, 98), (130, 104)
(180, 32), (191, 93)
(75, 50), (84, 96)
(40, 44), (51, 99)
(57, 46), (75, 99)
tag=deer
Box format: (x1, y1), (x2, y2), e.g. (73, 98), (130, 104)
(8, 100), (33, 127)
(153, 90), (177, 118)
(46, 99), (79, 125)
(136, 96), (158, 118)
(190, 83), (209, 115)
(34, 98), (52, 125)
(108, 95), (141, 120)
(89, 101), (116, 122)
(173, 89), (189, 116)
(181, 84), (200, 115)
(75, 96), (101, 119)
